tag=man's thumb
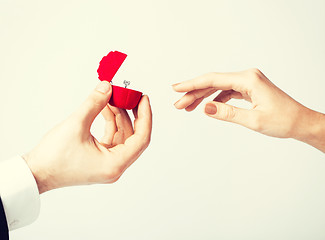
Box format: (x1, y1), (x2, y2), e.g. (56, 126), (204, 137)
(204, 101), (255, 129)
(75, 81), (112, 128)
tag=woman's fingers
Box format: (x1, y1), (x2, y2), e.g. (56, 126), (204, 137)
(174, 88), (216, 109)
(172, 72), (240, 93)
(186, 88), (217, 111)
(185, 97), (205, 112)
(172, 71), (250, 111)
(213, 90), (245, 103)
(204, 101), (259, 130)
(173, 70), (261, 111)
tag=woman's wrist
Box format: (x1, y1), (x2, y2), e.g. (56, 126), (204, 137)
(292, 106), (325, 152)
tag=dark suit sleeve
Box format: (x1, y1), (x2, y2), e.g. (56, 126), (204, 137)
(0, 197), (9, 240)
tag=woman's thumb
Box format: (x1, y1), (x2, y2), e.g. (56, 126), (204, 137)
(204, 101), (256, 129)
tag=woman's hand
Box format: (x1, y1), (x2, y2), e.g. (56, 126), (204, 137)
(173, 69), (325, 152)
(24, 81), (152, 193)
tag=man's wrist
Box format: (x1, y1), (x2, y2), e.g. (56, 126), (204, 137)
(22, 153), (50, 194)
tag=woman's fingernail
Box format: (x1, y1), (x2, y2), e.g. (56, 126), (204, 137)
(96, 81), (111, 94)
(205, 103), (217, 115)
(172, 83), (180, 88)
(174, 100), (181, 107)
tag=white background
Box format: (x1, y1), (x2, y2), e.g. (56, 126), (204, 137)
(1, 0), (325, 239)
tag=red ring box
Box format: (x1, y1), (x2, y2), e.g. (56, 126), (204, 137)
(97, 51), (142, 110)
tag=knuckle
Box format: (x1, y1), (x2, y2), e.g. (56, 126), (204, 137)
(249, 68), (262, 75)
(191, 91), (205, 100)
(218, 105), (236, 120)
(247, 68), (263, 84)
(185, 92), (197, 102)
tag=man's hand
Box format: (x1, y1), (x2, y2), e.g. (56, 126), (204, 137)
(173, 69), (325, 152)
(23, 81), (152, 193)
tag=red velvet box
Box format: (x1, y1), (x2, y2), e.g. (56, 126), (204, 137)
(97, 51), (142, 110)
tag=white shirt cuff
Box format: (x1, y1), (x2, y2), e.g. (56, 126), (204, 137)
(0, 155), (40, 230)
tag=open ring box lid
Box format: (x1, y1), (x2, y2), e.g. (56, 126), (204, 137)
(97, 51), (143, 110)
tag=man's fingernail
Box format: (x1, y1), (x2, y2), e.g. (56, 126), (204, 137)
(96, 81), (111, 94)
(172, 83), (180, 88)
(205, 103), (217, 115)
(143, 95), (150, 104)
